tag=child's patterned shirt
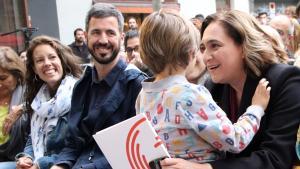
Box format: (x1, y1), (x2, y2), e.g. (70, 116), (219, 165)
(135, 75), (265, 163)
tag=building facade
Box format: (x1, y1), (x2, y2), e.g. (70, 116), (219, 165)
(0, 0), (29, 52)
(93, 0), (180, 32)
(1, 0), (299, 52)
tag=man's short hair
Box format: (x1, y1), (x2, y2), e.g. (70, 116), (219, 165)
(85, 3), (124, 32)
(124, 30), (139, 48)
(258, 12), (268, 18)
(128, 17), (137, 22)
(195, 14), (204, 21)
(74, 28), (84, 36)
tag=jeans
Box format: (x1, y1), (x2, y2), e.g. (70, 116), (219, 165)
(0, 161), (16, 169)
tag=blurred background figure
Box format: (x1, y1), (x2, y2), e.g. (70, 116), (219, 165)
(270, 15), (296, 59)
(284, 5), (300, 60)
(257, 11), (269, 25)
(285, 5), (297, 19)
(260, 25), (289, 64)
(68, 28), (90, 64)
(124, 30), (152, 77)
(128, 17), (138, 30)
(191, 13), (204, 30)
(261, 25), (285, 49)
(19, 50), (27, 63)
(0, 46), (29, 169)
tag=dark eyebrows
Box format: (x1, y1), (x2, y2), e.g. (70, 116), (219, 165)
(201, 39), (223, 46)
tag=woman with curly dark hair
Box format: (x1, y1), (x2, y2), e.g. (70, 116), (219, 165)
(15, 35), (82, 169)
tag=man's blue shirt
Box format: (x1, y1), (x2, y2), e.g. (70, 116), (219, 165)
(55, 59), (146, 169)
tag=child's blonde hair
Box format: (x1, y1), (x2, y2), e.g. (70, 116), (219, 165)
(139, 10), (200, 74)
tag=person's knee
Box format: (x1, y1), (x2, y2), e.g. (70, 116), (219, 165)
(0, 161), (16, 169)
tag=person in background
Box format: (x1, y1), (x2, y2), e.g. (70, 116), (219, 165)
(191, 14), (204, 30)
(51, 3), (145, 169)
(283, 5), (300, 62)
(124, 30), (153, 77)
(19, 50), (27, 63)
(261, 25), (285, 49)
(137, 10), (270, 164)
(160, 10), (300, 169)
(69, 28), (90, 64)
(269, 15), (295, 59)
(257, 11), (269, 25)
(15, 35), (82, 169)
(128, 17), (138, 30)
(0, 46), (29, 169)
(285, 5), (297, 19)
(260, 25), (289, 64)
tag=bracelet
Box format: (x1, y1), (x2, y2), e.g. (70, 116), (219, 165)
(15, 152), (33, 161)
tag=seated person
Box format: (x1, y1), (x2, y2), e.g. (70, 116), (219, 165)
(15, 35), (82, 169)
(0, 46), (29, 169)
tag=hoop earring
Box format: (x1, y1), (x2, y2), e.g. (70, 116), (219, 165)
(34, 75), (38, 81)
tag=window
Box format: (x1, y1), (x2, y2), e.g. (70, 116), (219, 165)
(0, 0), (28, 52)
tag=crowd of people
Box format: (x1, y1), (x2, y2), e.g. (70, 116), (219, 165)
(0, 2), (299, 169)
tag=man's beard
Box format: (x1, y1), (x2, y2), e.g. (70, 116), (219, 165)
(75, 38), (84, 44)
(89, 41), (120, 64)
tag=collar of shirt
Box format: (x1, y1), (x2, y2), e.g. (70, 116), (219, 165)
(142, 74), (189, 92)
(91, 59), (127, 87)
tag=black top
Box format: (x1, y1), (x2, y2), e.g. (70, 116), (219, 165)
(69, 42), (90, 64)
(206, 64), (300, 169)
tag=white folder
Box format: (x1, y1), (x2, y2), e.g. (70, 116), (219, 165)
(93, 113), (170, 169)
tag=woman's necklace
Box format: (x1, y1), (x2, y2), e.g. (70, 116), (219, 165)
(0, 95), (11, 106)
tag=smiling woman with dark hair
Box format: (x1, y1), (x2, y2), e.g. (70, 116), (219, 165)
(15, 35), (82, 169)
